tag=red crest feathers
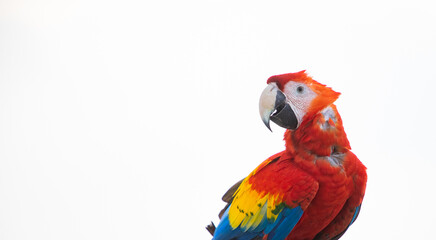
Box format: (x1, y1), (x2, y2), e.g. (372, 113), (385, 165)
(267, 70), (308, 90)
(267, 70), (341, 114)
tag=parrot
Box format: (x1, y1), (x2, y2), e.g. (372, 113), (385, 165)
(206, 71), (367, 240)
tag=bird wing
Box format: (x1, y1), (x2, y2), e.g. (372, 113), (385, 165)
(313, 203), (361, 240)
(213, 152), (319, 240)
(313, 151), (367, 240)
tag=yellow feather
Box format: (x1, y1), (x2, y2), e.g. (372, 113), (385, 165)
(229, 179), (284, 230)
(246, 197), (268, 230)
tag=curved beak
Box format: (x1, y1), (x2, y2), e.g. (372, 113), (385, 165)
(259, 83), (298, 131)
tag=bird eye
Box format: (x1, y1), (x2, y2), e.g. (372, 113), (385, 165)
(297, 86), (304, 93)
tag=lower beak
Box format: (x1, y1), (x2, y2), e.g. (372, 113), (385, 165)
(259, 83), (298, 131)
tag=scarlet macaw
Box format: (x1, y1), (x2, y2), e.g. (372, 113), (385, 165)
(207, 71), (367, 240)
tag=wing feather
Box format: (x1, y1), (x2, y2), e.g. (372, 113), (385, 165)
(212, 154), (319, 240)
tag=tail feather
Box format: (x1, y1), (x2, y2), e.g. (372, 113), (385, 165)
(206, 222), (216, 236)
(207, 179), (244, 238)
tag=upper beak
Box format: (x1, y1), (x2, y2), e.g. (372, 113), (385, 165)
(259, 83), (298, 131)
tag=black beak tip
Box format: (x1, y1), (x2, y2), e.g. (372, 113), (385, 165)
(266, 123), (272, 132)
(262, 119), (273, 132)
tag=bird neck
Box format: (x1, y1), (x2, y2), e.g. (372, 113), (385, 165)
(284, 104), (351, 158)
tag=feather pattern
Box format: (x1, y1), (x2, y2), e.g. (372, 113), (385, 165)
(209, 71), (367, 240)
(213, 154), (318, 240)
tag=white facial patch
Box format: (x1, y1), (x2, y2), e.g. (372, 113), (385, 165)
(282, 81), (317, 126)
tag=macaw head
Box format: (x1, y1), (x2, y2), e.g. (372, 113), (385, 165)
(259, 70), (340, 131)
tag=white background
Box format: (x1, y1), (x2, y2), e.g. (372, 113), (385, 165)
(1, 0), (435, 239)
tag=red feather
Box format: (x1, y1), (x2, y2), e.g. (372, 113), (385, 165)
(210, 71), (367, 240)
(259, 72), (366, 239)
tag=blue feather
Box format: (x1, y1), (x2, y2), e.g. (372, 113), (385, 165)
(267, 207), (303, 240)
(350, 205), (361, 225)
(213, 205), (304, 240)
(213, 208), (260, 240)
